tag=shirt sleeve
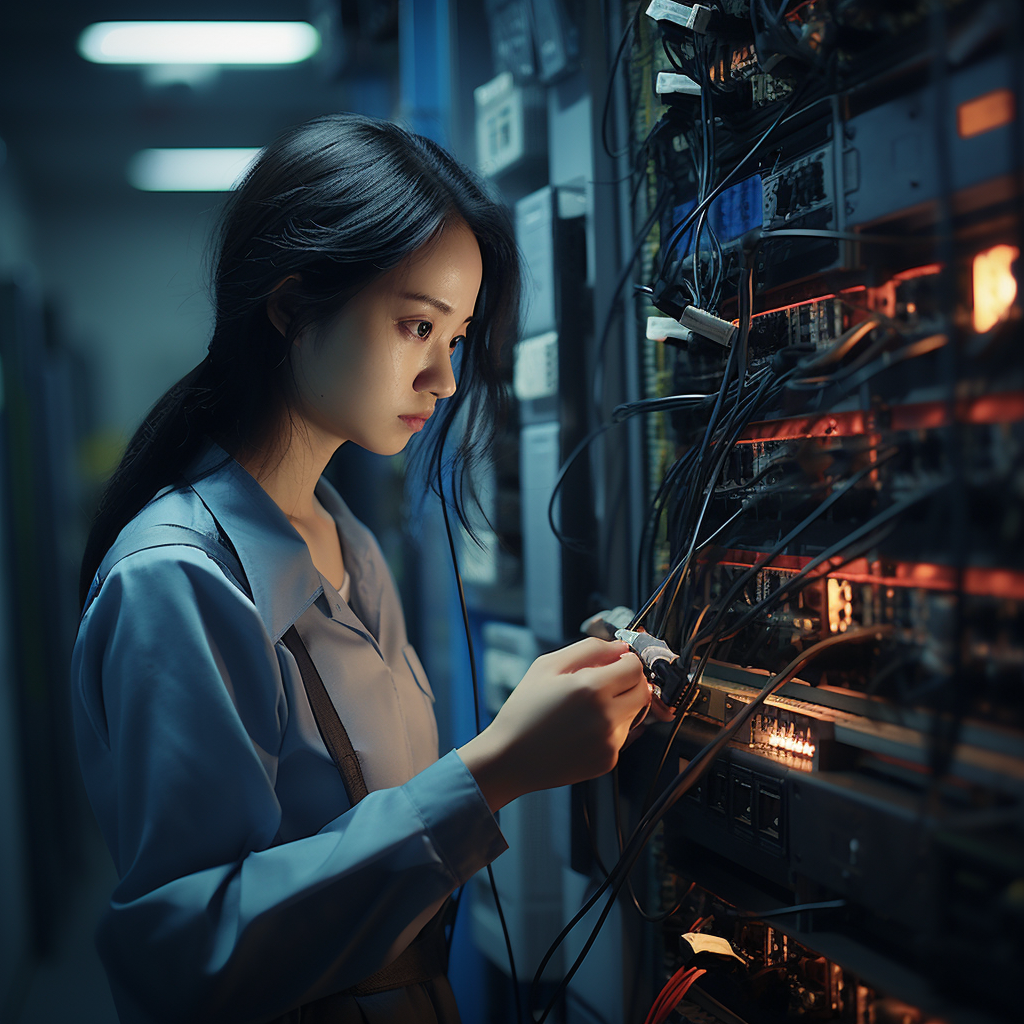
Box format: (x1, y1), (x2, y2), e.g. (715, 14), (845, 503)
(71, 545), (507, 1024)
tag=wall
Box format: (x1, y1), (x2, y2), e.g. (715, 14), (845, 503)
(33, 191), (218, 456)
(0, 149), (34, 1020)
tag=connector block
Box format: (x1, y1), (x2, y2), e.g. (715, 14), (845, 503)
(656, 71), (702, 97)
(679, 306), (738, 348)
(647, 316), (694, 346)
(646, 0), (712, 34)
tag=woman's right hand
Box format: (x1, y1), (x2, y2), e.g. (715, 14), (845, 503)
(457, 637), (651, 812)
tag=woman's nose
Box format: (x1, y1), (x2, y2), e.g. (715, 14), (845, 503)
(417, 342), (458, 399)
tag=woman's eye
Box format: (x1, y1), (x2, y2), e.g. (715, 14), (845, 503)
(415, 320), (432, 338)
(450, 335), (464, 351)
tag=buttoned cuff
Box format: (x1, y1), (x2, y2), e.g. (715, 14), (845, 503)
(403, 749), (508, 884)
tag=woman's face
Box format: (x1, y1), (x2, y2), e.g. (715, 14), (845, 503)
(288, 220), (483, 457)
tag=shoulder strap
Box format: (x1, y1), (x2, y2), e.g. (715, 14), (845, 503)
(92, 510), (371, 808)
(182, 492), (372, 808)
(279, 625), (369, 805)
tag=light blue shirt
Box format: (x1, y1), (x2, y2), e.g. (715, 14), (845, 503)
(71, 442), (507, 1023)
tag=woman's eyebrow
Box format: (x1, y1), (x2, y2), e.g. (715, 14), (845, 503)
(400, 291), (474, 323)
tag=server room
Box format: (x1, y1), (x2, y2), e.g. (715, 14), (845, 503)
(1, 2), (1021, 1023)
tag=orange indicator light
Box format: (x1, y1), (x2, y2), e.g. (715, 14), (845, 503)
(957, 88), (1015, 139)
(973, 243), (1019, 333)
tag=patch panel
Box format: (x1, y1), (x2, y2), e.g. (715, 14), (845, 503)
(632, 7), (1024, 1024)
(676, 751), (789, 854)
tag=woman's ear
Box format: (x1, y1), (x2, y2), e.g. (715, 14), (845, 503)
(267, 274), (301, 338)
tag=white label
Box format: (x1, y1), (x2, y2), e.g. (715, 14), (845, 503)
(680, 933), (746, 963)
(513, 331), (559, 401)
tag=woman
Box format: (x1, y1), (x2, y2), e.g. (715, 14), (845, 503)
(71, 113), (650, 1024)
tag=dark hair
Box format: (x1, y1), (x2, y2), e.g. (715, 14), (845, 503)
(79, 113), (520, 606)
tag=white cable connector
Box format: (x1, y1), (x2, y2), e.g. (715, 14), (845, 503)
(646, 0), (713, 34)
(679, 306), (738, 348)
(655, 71), (701, 97)
(647, 316), (694, 344)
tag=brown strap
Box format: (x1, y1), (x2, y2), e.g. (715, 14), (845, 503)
(347, 902), (452, 996)
(281, 625), (369, 805)
(279, 624), (451, 997)
(138, 496), (451, 1003)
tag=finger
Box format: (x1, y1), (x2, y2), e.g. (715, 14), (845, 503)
(649, 694), (677, 722)
(583, 653), (648, 698)
(621, 673), (655, 714)
(628, 700), (651, 732)
(547, 636), (631, 673)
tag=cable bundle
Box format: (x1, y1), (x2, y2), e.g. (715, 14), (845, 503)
(643, 965), (707, 1024)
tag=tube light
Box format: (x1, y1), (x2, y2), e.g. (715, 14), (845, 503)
(127, 149), (262, 192)
(78, 22), (320, 65)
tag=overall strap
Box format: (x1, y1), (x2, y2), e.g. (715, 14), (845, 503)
(91, 510), (373, 808)
(183, 486), (374, 808)
(279, 618), (451, 999)
(279, 625), (369, 804)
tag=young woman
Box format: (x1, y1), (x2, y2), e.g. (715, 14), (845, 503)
(71, 113), (651, 1024)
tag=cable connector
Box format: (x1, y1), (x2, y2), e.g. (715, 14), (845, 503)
(649, 279), (736, 347)
(647, 316), (694, 347)
(615, 627), (690, 704)
(680, 305), (738, 348)
(646, 0), (713, 34)
(655, 71), (701, 97)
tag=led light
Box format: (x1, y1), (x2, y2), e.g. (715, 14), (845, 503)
(827, 579), (853, 633)
(957, 88), (1015, 139)
(127, 148), (261, 192)
(78, 22), (320, 65)
(973, 243), (1019, 333)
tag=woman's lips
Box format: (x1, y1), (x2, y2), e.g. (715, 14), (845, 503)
(399, 414), (430, 432)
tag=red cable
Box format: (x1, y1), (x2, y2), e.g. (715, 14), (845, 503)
(644, 966), (693, 1024)
(645, 966), (707, 1024)
(652, 968), (706, 1024)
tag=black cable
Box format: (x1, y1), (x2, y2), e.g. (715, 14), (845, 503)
(439, 481), (522, 1024)
(681, 451), (902, 671)
(610, 766), (686, 923)
(593, 187), (673, 421)
(637, 516), (896, 821)
(636, 374), (778, 606)
(600, 5), (639, 160)
(529, 628), (891, 1023)
(687, 477), (946, 692)
(656, 84), (824, 281)
(731, 899), (847, 919)
(925, 0), (969, 787)
(582, 778), (612, 880)
(637, 365), (784, 628)
(786, 333), (948, 395)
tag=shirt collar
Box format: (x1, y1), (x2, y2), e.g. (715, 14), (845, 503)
(185, 441), (323, 643)
(314, 474), (384, 643)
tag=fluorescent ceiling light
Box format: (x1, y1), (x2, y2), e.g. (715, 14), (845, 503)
(128, 149), (262, 192)
(79, 22), (320, 65)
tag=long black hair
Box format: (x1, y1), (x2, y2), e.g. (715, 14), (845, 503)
(79, 113), (521, 607)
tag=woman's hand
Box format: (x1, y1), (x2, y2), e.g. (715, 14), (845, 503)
(457, 638), (651, 812)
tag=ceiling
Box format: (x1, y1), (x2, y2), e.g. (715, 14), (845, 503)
(0, 1), (398, 207)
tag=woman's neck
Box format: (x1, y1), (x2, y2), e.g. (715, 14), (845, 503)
(236, 419), (339, 526)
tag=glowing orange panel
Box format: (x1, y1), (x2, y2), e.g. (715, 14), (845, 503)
(973, 243), (1019, 332)
(957, 88), (1015, 138)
